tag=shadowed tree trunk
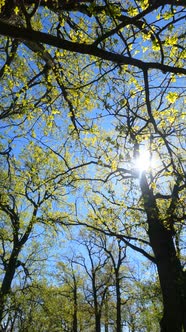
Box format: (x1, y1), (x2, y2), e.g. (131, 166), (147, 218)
(0, 246), (20, 323)
(140, 172), (186, 332)
(72, 274), (78, 332)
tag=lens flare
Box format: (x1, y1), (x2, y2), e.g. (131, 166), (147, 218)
(135, 150), (152, 171)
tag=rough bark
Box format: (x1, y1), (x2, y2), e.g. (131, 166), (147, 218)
(0, 245), (21, 322)
(140, 173), (185, 332)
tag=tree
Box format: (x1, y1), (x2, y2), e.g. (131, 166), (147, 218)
(88, 233), (128, 332)
(56, 258), (84, 332)
(6, 282), (77, 332)
(122, 265), (162, 332)
(0, 142), (76, 323)
(0, 0), (185, 330)
(74, 233), (112, 332)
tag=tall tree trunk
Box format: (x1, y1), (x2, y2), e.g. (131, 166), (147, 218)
(72, 282), (78, 332)
(92, 270), (101, 332)
(95, 312), (101, 332)
(149, 219), (185, 332)
(140, 173), (185, 332)
(104, 295), (109, 332)
(0, 245), (20, 322)
(115, 272), (122, 332)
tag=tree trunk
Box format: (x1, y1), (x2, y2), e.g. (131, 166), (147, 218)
(95, 312), (101, 332)
(0, 245), (20, 322)
(140, 173), (186, 332)
(104, 323), (109, 332)
(72, 282), (78, 332)
(149, 220), (185, 332)
(104, 295), (109, 332)
(115, 271), (122, 332)
(92, 269), (101, 332)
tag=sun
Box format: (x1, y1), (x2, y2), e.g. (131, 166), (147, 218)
(134, 149), (152, 172)
(136, 150), (151, 171)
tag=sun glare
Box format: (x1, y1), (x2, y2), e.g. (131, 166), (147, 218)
(134, 150), (152, 172)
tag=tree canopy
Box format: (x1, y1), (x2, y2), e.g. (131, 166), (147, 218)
(0, 0), (185, 331)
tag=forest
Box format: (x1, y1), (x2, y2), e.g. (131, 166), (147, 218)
(0, 0), (185, 331)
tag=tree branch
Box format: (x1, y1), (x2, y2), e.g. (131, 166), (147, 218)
(0, 22), (185, 75)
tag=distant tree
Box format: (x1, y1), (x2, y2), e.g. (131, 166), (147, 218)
(94, 235), (128, 332)
(55, 258), (84, 332)
(74, 233), (112, 332)
(122, 268), (162, 332)
(6, 283), (76, 332)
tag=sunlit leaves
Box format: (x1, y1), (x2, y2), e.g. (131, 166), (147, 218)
(137, 0), (149, 11)
(127, 6), (139, 17)
(166, 92), (179, 103)
(0, 1), (185, 329)
(0, 0), (5, 13)
(163, 10), (175, 20)
(14, 6), (19, 15)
